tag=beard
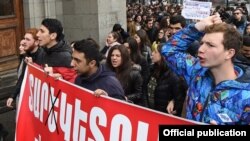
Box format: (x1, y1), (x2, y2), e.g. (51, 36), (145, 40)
(24, 44), (37, 53)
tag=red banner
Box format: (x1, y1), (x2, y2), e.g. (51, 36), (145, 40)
(16, 64), (199, 141)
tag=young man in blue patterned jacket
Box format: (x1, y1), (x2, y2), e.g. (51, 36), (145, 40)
(162, 14), (250, 125)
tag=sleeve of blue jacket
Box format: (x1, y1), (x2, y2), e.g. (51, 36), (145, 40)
(161, 24), (205, 85)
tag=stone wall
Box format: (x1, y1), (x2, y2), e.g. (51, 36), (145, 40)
(23, 0), (126, 48)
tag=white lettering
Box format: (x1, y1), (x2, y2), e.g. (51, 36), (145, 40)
(73, 99), (88, 141)
(136, 121), (149, 141)
(33, 77), (41, 118)
(89, 107), (107, 141)
(39, 82), (49, 122)
(29, 74), (34, 111)
(110, 114), (132, 141)
(60, 92), (72, 141)
(163, 129), (170, 136)
(197, 131), (202, 138)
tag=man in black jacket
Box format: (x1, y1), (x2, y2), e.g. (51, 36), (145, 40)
(71, 39), (125, 100)
(234, 35), (250, 83)
(36, 18), (76, 82)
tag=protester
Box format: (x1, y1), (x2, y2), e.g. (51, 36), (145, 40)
(169, 15), (200, 56)
(6, 28), (44, 108)
(148, 44), (186, 116)
(71, 39), (126, 100)
(112, 23), (129, 43)
(124, 37), (149, 106)
(106, 45), (143, 105)
(162, 14), (250, 124)
(226, 8), (247, 35)
(35, 18), (76, 82)
(101, 32), (121, 58)
(234, 35), (250, 83)
(144, 16), (158, 43)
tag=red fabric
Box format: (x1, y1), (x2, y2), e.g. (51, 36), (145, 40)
(53, 67), (77, 83)
(32, 63), (77, 83)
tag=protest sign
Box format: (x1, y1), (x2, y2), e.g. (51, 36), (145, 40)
(182, 0), (212, 20)
(16, 64), (199, 141)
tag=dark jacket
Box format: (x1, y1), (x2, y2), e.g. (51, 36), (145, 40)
(234, 54), (250, 83)
(138, 55), (150, 107)
(11, 47), (44, 99)
(40, 40), (76, 82)
(75, 64), (125, 100)
(146, 27), (158, 43)
(124, 67), (143, 105)
(148, 64), (187, 116)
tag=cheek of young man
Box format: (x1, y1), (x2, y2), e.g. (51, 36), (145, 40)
(198, 33), (228, 68)
(199, 48), (228, 68)
(38, 34), (51, 47)
(78, 63), (91, 77)
(24, 43), (36, 53)
(241, 46), (250, 58)
(37, 26), (52, 47)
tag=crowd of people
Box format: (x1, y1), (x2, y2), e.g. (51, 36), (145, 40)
(5, 1), (250, 127)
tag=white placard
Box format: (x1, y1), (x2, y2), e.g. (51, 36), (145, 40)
(181, 0), (212, 20)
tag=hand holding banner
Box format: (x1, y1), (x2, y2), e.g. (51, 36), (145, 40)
(16, 64), (200, 141)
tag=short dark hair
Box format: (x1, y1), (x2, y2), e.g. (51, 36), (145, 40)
(243, 36), (250, 47)
(145, 16), (154, 24)
(41, 18), (64, 41)
(170, 15), (186, 28)
(233, 8), (243, 14)
(73, 39), (101, 66)
(112, 23), (122, 32)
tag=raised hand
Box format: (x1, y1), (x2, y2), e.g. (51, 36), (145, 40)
(195, 13), (222, 32)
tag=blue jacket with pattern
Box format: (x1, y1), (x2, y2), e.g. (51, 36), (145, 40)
(161, 24), (250, 125)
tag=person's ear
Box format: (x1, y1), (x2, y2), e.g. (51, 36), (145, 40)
(35, 40), (39, 46)
(226, 48), (235, 60)
(50, 33), (57, 40)
(89, 60), (96, 67)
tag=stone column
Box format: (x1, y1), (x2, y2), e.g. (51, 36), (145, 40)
(23, 0), (62, 28)
(62, 0), (127, 48)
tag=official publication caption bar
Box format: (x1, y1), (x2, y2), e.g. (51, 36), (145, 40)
(159, 125), (250, 140)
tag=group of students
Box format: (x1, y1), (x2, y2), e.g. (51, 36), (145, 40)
(6, 12), (250, 125)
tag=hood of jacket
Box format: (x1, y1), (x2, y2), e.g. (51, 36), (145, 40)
(43, 40), (72, 55)
(80, 64), (116, 83)
(212, 66), (250, 91)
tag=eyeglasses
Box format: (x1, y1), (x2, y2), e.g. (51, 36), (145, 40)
(158, 32), (164, 34)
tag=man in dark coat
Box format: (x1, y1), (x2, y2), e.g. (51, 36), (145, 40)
(71, 39), (125, 100)
(36, 18), (76, 82)
(234, 35), (250, 83)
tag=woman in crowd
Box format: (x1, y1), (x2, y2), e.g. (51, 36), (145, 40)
(106, 45), (143, 105)
(147, 44), (187, 116)
(134, 29), (152, 65)
(124, 37), (149, 106)
(101, 31), (121, 58)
